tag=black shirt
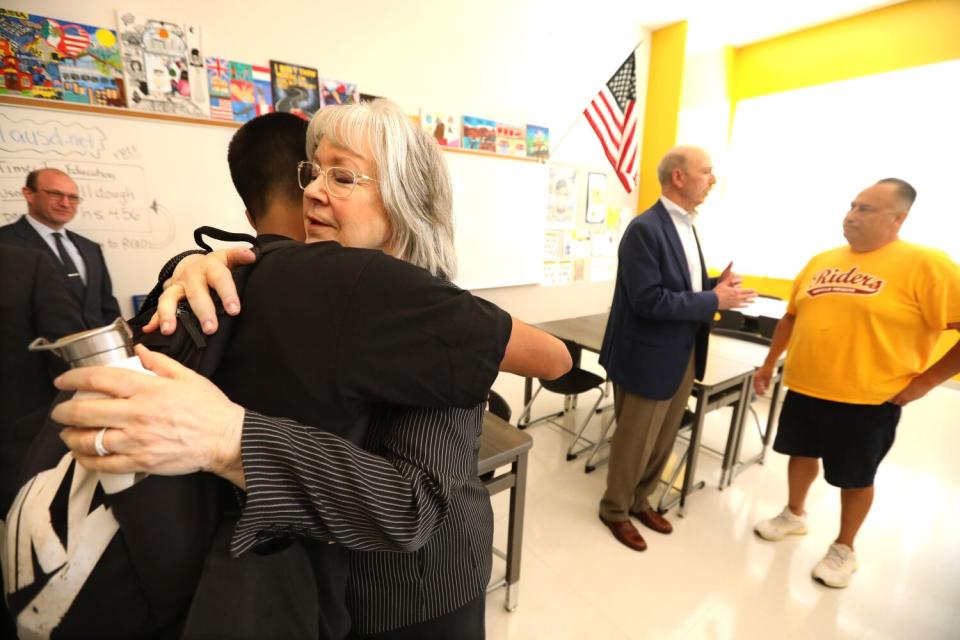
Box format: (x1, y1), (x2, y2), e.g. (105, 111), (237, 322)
(2, 239), (511, 639)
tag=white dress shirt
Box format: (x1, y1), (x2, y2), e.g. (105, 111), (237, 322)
(660, 195), (702, 293)
(24, 213), (88, 284)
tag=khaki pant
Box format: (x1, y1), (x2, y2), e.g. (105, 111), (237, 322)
(599, 352), (696, 521)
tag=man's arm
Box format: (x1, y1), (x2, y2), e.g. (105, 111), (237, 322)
(620, 224), (754, 322)
(754, 312), (796, 396)
(889, 323), (960, 406)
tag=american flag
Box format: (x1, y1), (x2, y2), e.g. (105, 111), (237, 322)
(583, 51), (638, 192)
(209, 97), (233, 122)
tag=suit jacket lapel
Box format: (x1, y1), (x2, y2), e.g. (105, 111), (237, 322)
(653, 203), (692, 291)
(14, 216), (55, 257)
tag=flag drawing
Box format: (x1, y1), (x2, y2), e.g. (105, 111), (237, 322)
(583, 51), (637, 192)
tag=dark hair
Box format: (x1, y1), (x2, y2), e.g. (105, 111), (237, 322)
(876, 177), (917, 208)
(227, 112), (308, 220)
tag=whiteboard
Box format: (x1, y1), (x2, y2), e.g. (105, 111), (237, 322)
(447, 151), (546, 290)
(0, 104), (243, 317)
(0, 103), (546, 314)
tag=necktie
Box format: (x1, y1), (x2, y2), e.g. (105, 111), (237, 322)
(52, 232), (86, 299)
(691, 225), (705, 289)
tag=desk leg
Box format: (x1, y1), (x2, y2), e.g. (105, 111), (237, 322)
(679, 390), (708, 517)
(761, 371), (784, 464)
(724, 377), (751, 488)
(504, 451), (528, 612)
(523, 376), (533, 411)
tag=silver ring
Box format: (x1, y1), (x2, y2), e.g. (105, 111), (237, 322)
(94, 427), (112, 457)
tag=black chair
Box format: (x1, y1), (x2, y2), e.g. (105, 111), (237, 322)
(714, 309), (745, 331)
(487, 389), (512, 423)
(756, 315), (778, 340)
(517, 340), (607, 460)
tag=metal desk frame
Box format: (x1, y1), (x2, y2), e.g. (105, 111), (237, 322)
(479, 412), (532, 611)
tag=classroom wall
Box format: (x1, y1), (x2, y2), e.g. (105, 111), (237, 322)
(5, 0), (651, 323)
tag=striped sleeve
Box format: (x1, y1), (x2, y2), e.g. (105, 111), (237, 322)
(230, 407), (475, 558)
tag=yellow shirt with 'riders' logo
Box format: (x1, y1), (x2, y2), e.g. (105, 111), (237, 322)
(784, 240), (960, 404)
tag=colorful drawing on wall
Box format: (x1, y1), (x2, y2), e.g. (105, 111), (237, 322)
(526, 124), (549, 159)
(270, 60), (319, 121)
(250, 64), (273, 118)
(116, 12), (209, 117)
(228, 60), (254, 122)
(205, 55), (232, 121)
(462, 115), (496, 152)
(0, 9), (126, 106)
(319, 78), (357, 107)
(547, 166), (577, 226)
(585, 172), (607, 224)
(420, 111), (461, 148)
(496, 122), (525, 157)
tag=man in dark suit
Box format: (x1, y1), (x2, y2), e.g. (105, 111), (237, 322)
(0, 168), (121, 328)
(598, 146), (755, 551)
(0, 245), (86, 636)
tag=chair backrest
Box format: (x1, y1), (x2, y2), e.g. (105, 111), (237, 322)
(714, 309), (744, 331)
(487, 389), (512, 423)
(756, 315), (778, 340)
(712, 327), (771, 346)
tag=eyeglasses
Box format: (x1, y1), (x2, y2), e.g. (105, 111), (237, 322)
(297, 161), (377, 198)
(35, 188), (83, 205)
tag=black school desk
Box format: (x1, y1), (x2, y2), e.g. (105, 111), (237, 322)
(479, 411), (532, 611)
(531, 313), (755, 515)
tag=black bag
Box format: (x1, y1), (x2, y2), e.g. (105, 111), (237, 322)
(130, 228), (319, 639)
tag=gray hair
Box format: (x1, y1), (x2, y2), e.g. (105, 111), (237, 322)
(656, 147), (693, 186)
(305, 99), (456, 280)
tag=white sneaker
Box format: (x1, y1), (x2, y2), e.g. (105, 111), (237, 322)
(754, 506), (808, 541)
(812, 543), (858, 588)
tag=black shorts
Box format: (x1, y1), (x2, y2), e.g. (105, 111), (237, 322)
(773, 390), (901, 489)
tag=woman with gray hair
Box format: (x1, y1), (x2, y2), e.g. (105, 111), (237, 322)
(54, 99), (564, 639)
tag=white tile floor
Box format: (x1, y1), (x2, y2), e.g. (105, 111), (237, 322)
(484, 364), (960, 640)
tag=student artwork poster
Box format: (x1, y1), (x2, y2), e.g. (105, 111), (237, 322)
(420, 112), (461, 148)
(585, 172), (607, 223)
(526, 124), (549, 159)
(229, 61), (254, 123)
(546, 166), (577, 227)
(270, 60), (319, 121)
(250, 64), (274, 119)
(116, 12), (209, 117)
(462, 115), (496, 152)
(0, 9), (126, 107)
(320, 79), (358, 107)
(496, 123), (525, 157)
(206, 56), (232, 121)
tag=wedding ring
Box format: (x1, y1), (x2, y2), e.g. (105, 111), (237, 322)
(94, 427), (112, 457)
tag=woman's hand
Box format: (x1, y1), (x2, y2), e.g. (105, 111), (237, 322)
(142, 247), (257, 335)
(54, 345), (247, 487)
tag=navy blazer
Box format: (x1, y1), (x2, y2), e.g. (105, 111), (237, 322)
(0, 215), (121, 328)
(600, 200), (718, 400)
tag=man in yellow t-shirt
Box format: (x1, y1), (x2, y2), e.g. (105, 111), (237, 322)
(752, 178), (960, 589)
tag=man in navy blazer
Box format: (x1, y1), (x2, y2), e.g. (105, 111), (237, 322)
(598, 146), (755, 551)
(0, 168), (121, 328)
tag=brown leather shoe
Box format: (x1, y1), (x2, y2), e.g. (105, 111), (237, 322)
(599, 515), (647, 551)
(630, 508), (673, 534)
